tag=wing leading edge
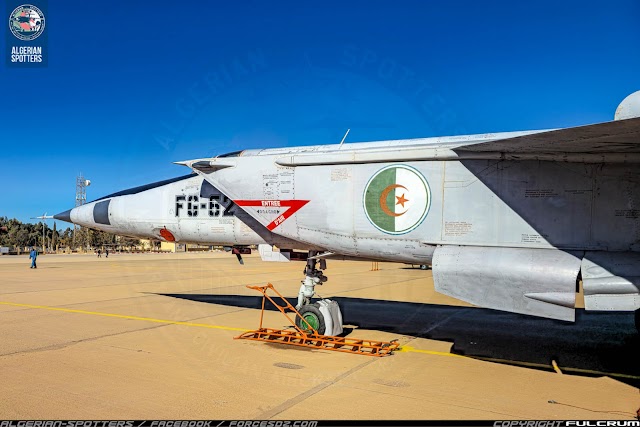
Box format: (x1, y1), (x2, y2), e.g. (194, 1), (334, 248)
(273, 117), (640, 166)
(458, 117), (640, 156)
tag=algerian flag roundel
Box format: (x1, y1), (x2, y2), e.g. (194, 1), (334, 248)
(363, 165), (431, 235)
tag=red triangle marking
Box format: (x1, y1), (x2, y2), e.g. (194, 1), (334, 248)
(234, 200), (309, 231)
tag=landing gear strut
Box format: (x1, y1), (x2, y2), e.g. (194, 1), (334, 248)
(287, 251), (342, 337)
(296, 251), (327, 309)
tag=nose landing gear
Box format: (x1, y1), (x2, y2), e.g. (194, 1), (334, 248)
(296, 251), (327, 310)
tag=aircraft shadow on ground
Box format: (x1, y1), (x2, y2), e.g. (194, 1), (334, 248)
(159, 293), (639, 387)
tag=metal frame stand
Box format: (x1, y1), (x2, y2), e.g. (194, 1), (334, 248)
(235, 283), (399, 357)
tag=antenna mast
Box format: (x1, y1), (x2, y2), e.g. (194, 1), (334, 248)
(339, 129), (350, 148)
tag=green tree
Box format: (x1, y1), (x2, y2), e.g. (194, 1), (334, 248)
(60, 227), (73, 247)
(52, 222), (57, 249)
(15, 228), (29, 249)
(0, 217), (145, 252)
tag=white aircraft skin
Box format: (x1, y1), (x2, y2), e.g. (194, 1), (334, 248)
(54, 173), (315, 253)
(183, 91), (640, 326)
(54, 173), (329, 307)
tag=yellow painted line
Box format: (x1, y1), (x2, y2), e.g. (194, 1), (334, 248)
(0, 301), (248, 332)
(398, 345), (465, 358)
(471, 355), (640, 381)
(3, 300), (640, 381)
(399, 346), (640, 381)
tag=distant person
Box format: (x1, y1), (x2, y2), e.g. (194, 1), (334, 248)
(105, 249), (109, 258)
(97, 249), (101, 258)
(29, 247), (37, 269)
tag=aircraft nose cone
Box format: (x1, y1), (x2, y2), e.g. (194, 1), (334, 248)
(53, 209), (72, 223)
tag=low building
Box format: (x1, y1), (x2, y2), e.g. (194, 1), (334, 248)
(160, 241), (186, 252)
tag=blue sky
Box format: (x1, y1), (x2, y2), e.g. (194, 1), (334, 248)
(1, 0), (639, 224)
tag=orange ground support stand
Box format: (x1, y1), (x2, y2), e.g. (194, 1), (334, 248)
(235, 283), (400, 357)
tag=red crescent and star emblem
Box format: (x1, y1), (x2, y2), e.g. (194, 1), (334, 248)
(379, 184), (409, 217)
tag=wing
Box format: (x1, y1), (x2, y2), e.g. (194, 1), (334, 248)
(457, 117), (640, 156)
(274, 117), (640, 166)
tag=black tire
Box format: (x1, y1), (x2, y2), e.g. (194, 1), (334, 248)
(295, 303), (326, 335)
(420, 264), (429, 270)
(635, 309), (639, 334)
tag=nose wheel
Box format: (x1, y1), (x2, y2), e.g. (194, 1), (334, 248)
(295, 303), (326, 335)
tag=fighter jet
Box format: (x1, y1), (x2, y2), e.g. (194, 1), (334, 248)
(53, 173), (320, 264)
(180, 91), (640, 330)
